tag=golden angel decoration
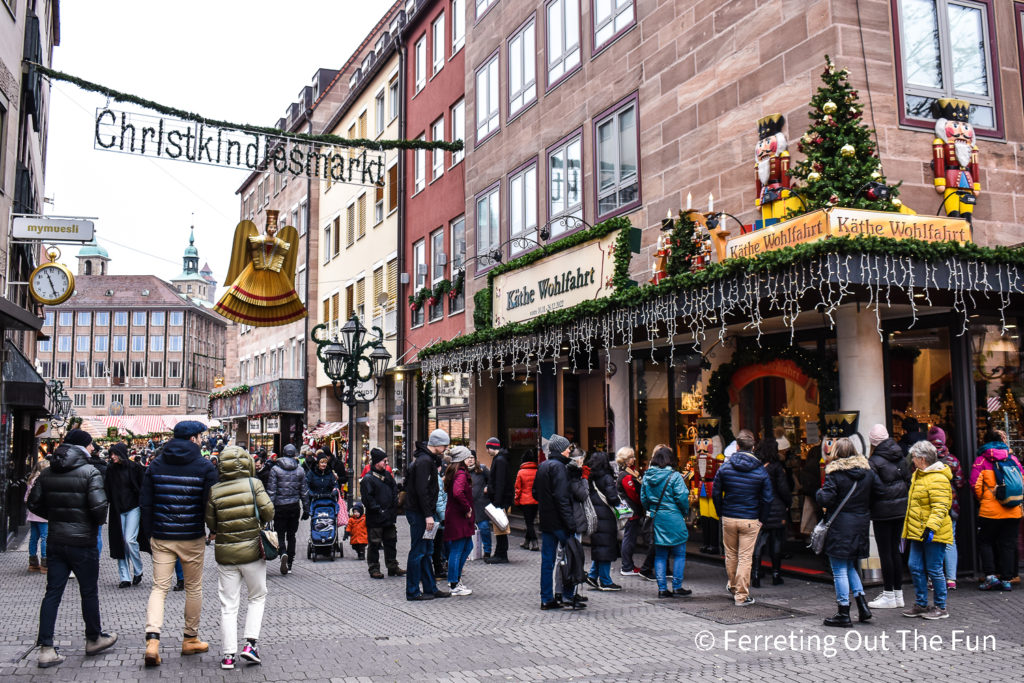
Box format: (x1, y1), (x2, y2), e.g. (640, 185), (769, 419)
(214, 210), (306, 326)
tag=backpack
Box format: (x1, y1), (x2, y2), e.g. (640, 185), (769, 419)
(992, 459), (1024, 508)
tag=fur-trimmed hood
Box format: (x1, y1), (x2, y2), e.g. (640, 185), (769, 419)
(825, 454), (871, 475)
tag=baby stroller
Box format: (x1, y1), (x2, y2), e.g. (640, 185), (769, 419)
(307, 496), (341, 561)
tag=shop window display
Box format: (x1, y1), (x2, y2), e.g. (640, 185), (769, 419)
(887, 327), (954, 443)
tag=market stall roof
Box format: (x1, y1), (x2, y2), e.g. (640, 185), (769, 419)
(309, 421), (347, 439)
(95, 414), (217, 436)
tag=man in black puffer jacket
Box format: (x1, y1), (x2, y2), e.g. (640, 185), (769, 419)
(404, 431), (450, 600)
(485, 438), (515, 564)
(867, 425), (912, 608)
(267, 443), (308, 575)
(532, 434), (579, 610)
(28, 429), (117, 668)
(139, 420), (217, 666)
(361, 448), (404, 579)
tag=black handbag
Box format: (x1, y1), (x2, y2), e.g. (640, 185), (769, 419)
(248, 478), (279, 561)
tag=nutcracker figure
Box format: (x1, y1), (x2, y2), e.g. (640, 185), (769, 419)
(932, 98), (980, 224)
(820, 411), (860, 486)
(691, 417), (725, 554)
(754, 114), (803, 230)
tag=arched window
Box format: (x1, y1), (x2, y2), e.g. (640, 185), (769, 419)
(100, 262), (105, 275)
(84, 261), (92, 275)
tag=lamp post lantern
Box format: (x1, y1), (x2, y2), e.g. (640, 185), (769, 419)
(312, 315), (391, 501)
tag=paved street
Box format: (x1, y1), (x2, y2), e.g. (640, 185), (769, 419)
(2, 523), (1023, 682)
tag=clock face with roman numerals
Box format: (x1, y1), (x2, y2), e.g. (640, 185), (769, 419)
(30, 263), (75, 305)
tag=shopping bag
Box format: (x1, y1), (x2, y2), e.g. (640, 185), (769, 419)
(485, 503), (510, 532)
(470, 528), (484, 560)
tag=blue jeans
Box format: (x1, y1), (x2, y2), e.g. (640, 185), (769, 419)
(540, 529), (572, 604)
(37, 544), (102, 646)
(117, 507), (143, 582)
(175, 558), (184, 582)
(588, 560), (613, 586)
(655, 544), (686, 591)
(406, 510), (437, 597)
(908, 540), (947, 609)
(447, 536), (473, 585)
(944, 520), (958, 582)
(96, 529), (102, 552)
(29, 521), (47, 558)
(476, 520), (492, 554)
(828, 556), (865, 606)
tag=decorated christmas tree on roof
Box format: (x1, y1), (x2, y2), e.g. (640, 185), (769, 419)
(790, 55), (903, 214)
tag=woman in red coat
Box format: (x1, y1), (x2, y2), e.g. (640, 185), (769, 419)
(444, 446), (476, 596)
(514, 451), (539, 550)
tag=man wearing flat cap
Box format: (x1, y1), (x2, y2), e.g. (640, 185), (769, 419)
(139, 420), (217, 666)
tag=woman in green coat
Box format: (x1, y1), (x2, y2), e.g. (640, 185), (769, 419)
(640, 446), (691, 599)
(205, 446), (274, 669)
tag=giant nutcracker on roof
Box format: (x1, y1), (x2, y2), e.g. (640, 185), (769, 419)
(754, 114), (803, 231)
(691, 417), (725, 554)
(820, 411), (861, 485)
(931, 98), (981, 224)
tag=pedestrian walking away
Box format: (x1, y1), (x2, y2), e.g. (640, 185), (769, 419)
(902, 440), (954, 620)
(971, 430), (1024, 591)
(204, 446), (274, 670)
(928, 427), (963, 590)
(28, 428), (117, 668)
(361, 448), (405, 579)
(866, 424), (911, 609)
(267, 443), (309, 575)
(514, 450), (540, 551)
(754, 436), (791, 588)
(640, 446), (692, 598)
(139, 420), (218, 666)
(444, 446), (476, 595)
(105, 442), (146, 588)
(585, 451), (622, 591)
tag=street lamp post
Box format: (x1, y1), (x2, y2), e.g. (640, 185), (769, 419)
(311, 315), (392, 502)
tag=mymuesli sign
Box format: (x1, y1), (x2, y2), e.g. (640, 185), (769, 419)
(492, 233), (618, 326)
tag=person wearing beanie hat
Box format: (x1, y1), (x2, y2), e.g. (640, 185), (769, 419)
(64, 429), (93, 448)
(105, 442), (146, 588)
(532, 435), (582, 610)
(485, 438), (514, 564)
(927, 426), (963, 590)
(267, 443), (309, 575)
(405, 431), (451, 600)
(345, 501), (368, 560)
(866, 425), (912, 610)
(360, 447), (404, 579)
(139, 416), (218, 665)
(485, 437), (501, 449)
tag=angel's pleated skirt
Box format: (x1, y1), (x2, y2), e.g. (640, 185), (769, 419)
(214, 265), (306, 326)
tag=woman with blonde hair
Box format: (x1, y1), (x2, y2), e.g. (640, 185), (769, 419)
(617, 447), (650, 578)
(25, 457), (50, 573)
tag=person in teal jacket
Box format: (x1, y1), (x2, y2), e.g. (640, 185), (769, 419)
(640, 446), (692, 598)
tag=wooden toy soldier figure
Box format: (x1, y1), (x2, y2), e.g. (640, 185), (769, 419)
(932, 98), (980, 224)
(754, 114), (801, 231)
(820, 411), (861, 486)
(691, 418), (724, 554)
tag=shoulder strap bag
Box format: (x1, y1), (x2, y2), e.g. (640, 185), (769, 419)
(808, 481), (857, 555)
(646, 476), (671, 520)
(249, 478), (280, 561)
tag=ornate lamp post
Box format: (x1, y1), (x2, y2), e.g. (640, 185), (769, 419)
(311, 315), (392, 501)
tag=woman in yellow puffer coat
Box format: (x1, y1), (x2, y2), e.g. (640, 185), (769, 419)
(901, 440), (953, 621)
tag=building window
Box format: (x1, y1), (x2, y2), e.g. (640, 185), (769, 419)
(57, 335), (71, 352)
(389, 77), (399, 121)
(38, 338), (52, 353)
(475, 184), (500, 269)
(151, 311), (165, 326)
(415, 35), (427, 93)
(451, 99), (465, 164)
(44, 311), (54, 327)
(430, 229), (446, 322)
(323, 222), (332, 263)
(112, 361), (126, 379)
(129, 393), (143, 407)
(412, 240), (426, 327)
(450, 217), (466, 313)
(508, 18), (537, 117)
(168, 361), (181, 378)
(296, 265), (307, 304)
(40, 361), (52, 377)
(131, 361), (145, 378)
(431, 117), (445, 180)
(76, 361), (89, 378)
(94, 361), (107, 377)
(375, 184), (385, 224)
(170, 311), (183, 326)
(96, 311), (109, 326)
(593, 0), (634, 51)
(452, 0), (465, 52)
(59, 312), (72, 326)
(595, 97), (640, 218)
(110, 392), (124, 405)
(150, 361), (163, 377)
(476, 53), (500, 142)
(509, 162), (538, 255)
(74, 393), (87, 407)
(414, 135), (426, 193)
(92, 394), (105, 408)
(894, 0), (1000, 134)
(131, 335), (145, 352)
(113, 335), (127, 352)
(547, 0), (581, 87)
(114, 311), (128, 326)
(77, 311), (91, 326)
(149, 393), (161, 407)
(57, 361), (70, 378)
(95, 335), (108, 352)
(476, 0), (497, 18)
(548, 133), (583, 231)
(433, 12), (445, 75)
(168, 393), (180, 407)
(375, 89), (386, 136)
(132, 311), (146, 326)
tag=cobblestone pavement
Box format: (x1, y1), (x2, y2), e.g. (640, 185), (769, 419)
(2, 523), (1023, 682)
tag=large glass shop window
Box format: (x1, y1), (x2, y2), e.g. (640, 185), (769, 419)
(631, 350), (701, 463)
(887, 327), (953, 443)
(970, 322), (1024, 449)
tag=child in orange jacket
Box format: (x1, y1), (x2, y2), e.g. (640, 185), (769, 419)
(345, 502), (368, 560)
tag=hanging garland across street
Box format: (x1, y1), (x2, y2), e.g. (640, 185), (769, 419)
(35, 65), (462, 152)
(420, 235), (1024, 382)
(705, 344), (838, 443)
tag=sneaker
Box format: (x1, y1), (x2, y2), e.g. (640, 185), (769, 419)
(239, 643), (261, 665)
(85, 631), (118, 656)
(638, 569), (656, 582)
(979, 575), (1002, 591)
(736, 597), (756, 606)
(37, 646), (65, 668)
(902, 604), (931, 618)
(620, 568), (640, 577)
(868, 591), (899, 609)
(923, 607), (949, 620)
(894, 590), (905, 608)
(451, 582), (473, 596)
(598, 582), (623, 591)
(585, 576), (599, 589)
(221, 654), (236, 670)
(280, 555), (289, 575)
(946, 579), (957, 590)
(133, 573), (144, 585)
(1000, 581), (1013, 591)
(726, 582), (736, 595)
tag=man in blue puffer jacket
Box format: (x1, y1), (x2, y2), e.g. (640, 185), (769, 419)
(139, 420), (218, 667)
(712, 429), (773, 607)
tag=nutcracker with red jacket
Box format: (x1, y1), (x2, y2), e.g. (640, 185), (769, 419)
(754, 114), (803, 231)
(820, 411), (861, 486)
(932, 98), (980, 224)
(691, 417), (724, 554)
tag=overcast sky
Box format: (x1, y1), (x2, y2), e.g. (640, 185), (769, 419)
(45, 1), (387, 289)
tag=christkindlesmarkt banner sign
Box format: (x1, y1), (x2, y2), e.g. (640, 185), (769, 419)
(492, 232), (618, 326)
(94, 108), (388, 186)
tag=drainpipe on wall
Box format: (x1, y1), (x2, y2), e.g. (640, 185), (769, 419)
(304, 115), (313, 430)
(396, 29), (409, 471)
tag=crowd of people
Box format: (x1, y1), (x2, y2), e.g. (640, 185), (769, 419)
(21, 417), (1024, 668)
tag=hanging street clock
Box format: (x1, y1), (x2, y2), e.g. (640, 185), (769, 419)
(29, 248), (75, 305)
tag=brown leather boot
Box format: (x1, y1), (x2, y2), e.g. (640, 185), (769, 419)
(29, 555), (39, 572)
(40, 557), (47, 574)
(181, 635), (209, 655)
(144, 635), (161, 667)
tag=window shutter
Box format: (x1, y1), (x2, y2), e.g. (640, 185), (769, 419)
(333, 216), (341, 255)
(356, 278), (365, 308)
(346, 284), (355, 319)
(358, 112), (367, 139)
(348, 124), (357, 159)
(331, 292), (340, 329)
(322, 299), (330, 326)
(388, 165), (398, 211)
(347, 205), (356, 246)
(386, 258), (398, 309)
(372, 267), (384, 316)
(358, 195), (367, 239)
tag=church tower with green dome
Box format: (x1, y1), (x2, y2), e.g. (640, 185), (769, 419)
(171, 227), (214, 303)
(76, 238), (110, 276)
